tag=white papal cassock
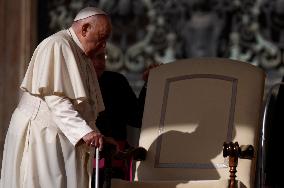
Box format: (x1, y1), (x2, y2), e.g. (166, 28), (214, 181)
(0, 28), (104, 188)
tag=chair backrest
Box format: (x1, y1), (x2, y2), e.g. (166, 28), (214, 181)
(135, 58), (265, 188)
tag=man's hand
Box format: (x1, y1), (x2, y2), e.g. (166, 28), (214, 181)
(104, 136), (120, 152)
(82, 131), (104, 150)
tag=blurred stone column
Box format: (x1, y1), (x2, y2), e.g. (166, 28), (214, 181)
(0, 0), (37, 168)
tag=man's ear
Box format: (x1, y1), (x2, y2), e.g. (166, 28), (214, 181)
(81, 23), (90, 37)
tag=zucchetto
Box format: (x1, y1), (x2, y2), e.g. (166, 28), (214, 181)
(74, 7), (107, 21)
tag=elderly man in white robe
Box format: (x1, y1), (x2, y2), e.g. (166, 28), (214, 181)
(0, 7), (113, 188)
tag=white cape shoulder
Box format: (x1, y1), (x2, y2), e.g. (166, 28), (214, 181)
(21, 31), (87, 102)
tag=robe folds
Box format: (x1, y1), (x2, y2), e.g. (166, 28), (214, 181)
(0, 29), (104, 188)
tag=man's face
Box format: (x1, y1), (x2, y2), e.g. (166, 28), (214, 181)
(91, 50), (106, 77)
(84, 15), (112, 57)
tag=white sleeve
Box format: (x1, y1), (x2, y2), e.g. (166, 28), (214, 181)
(44, 95), (94, 146)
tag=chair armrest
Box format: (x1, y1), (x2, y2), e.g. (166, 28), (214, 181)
(114, 146), (147, 161)
(239, 145), (254, 159)
(101, 142), (147, 161)
(223, 142), (254, 159)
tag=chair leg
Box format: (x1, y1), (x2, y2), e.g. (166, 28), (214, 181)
(223, 142), (255, 188)
(223, 142), (240, 188)
(229, 154), (238, 188)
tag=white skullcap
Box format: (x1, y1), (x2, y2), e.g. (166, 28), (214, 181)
(74, 7), (107, 21)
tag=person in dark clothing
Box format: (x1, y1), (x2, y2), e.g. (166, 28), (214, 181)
(137, 63), (161, 122)
(90, 49), (142, 188)
(96, 71), (140, 140)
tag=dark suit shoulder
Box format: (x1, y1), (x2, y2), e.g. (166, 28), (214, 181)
(100, 71), (129, 83)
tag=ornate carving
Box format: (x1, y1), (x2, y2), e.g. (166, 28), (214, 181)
(44, 0), (284, 94)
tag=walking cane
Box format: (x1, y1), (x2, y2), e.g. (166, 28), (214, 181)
(95, 147), (100, 188)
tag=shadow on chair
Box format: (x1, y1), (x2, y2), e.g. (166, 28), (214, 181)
(136, 129), (224, 181)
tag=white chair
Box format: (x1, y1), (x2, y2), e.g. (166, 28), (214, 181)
(111, 58), (266, 188)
